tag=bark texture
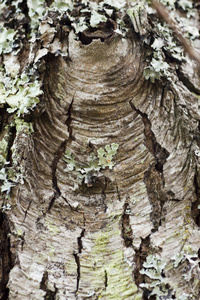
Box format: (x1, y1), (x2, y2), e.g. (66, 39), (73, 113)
(0, 1), (200, 299)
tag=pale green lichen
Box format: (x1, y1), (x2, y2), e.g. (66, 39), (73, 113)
(143, 0), (199, 83)
(0, 72), (43, 116)
(63, 144), (119, 187)
(27, 0), (46, 31)
(140, 249), (200, 299)
(0, 27), (17, 55)
(0, 119), (33, 195)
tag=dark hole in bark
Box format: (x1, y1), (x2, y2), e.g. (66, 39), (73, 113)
(78, 20), (115, 45)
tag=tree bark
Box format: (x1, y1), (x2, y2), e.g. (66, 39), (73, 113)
(0, 1), (200, 299)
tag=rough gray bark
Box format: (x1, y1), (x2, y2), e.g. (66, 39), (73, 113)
(0, 1), (200, 299)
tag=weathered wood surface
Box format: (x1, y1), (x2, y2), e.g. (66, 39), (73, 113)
(0, 1), (200, 299)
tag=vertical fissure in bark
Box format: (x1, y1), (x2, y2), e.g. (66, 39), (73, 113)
(121, 203), (133, 247)
(48, 139), (67, 211)
(0, 213), (15, 300)
(48, 97), (74, 212)
(5, 126), (16, 168)
(129, 100), (169, 231)
(116, 185), (121, 202)
(40, 271), (58, 300)
(134, 236), (150, 289)
(104, 270), (108, 290)
(74, 214), (85, 295)
(191, 170), (200, 227)
(129, 100), (169, 171)
(101, 177), (108, 213)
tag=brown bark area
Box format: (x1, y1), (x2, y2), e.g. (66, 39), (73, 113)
(0, 1), (200, 299)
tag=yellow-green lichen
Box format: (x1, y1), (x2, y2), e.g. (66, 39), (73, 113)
(86, 229), (138, 299)
(45, 221), (61, 236)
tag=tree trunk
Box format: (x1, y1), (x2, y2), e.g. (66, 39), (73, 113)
(0, 1), (200, 299)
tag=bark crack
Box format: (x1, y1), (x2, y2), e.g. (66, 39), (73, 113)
(121, 203), (133, 248)
(191, 169), (200, 227)
(134, 236), (150, 289)
(104, 270), (108, 290)
(40, 271), (58, 300)
(48, 96), (74, 212)
(0, 213), (15, 300)
(74, 213), (86, 296)
(129, 100), (169, 231)
(101, 177), (108, 213)
(176, 68), (200, 96)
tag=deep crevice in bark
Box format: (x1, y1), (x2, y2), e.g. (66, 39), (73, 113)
(129, 101), (169, 231)
(48, 139), (67, 212)
(74, 215), (85, 295)
(48, 96), (74, 212)
(144, 166), (165, 231)
(191, 171), (200, 227)
(121, 203), (133, 247)
(0, 213), (15, 300)
(101, 177), (108, 213)
(5, 126), (16, 168)
(129, 100), (169, 171)
(134, 236), (150, 288)
(40, 271), (58, 300)
(176, 68), (200, 96)
(104, 270), (108, 290)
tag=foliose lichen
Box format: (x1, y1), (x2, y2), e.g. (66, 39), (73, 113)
(140, 247), (200, 299)
(63, 143), (119, 187)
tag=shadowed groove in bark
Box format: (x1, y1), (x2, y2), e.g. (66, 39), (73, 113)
(104, 270), (108, 290)
(74, 214), (86, 295)
(129, 100), (169, 231)
(176, 68), (200, 96)
(121, 203), (133, 247)
(40, 271), (58, 300)
(129, 100), (169, 172)
(191, 171), (200, 227)
(0, 213), (15, 300)
(134, 236), (150, 289)
(48, 96), (74, 212)
(48, 139), (67, 212)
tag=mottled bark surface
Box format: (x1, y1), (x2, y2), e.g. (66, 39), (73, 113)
(1, 1), (200, 299)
